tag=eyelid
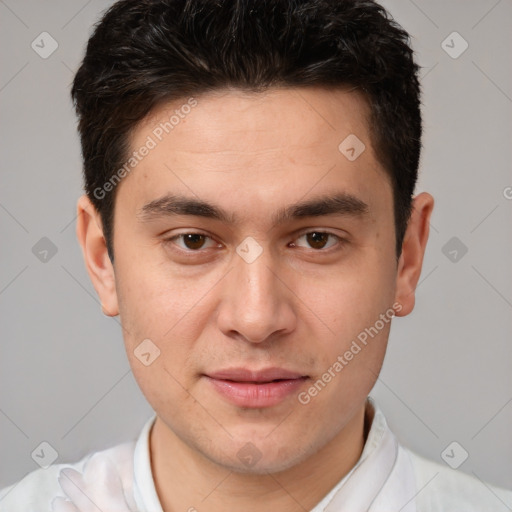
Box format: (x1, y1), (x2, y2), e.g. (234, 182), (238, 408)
(164, 231), (221, 251)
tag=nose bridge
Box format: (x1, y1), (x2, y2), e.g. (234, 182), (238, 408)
(217, 240), (295, 343)
(237, 249), (276, 305)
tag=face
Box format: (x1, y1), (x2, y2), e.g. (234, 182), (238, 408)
(81, 87), (421, 474)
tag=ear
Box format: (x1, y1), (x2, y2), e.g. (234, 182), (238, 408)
(76, 195), (119, 316)
(394, 192), (434, 317)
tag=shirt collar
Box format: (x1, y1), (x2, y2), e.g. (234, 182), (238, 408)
(314, 397), (416, 512)
(133, 413), (163, 512)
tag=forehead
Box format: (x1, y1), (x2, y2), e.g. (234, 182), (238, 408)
(140, 86), (372, 156)
(118, 86), (391, 227)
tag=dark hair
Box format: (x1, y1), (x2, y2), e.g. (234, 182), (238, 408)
(71, 0), (421, 260)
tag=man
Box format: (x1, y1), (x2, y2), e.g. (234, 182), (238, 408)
(1, 0), (510, 510)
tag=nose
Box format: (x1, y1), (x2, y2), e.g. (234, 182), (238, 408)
(216, 244), (297, 344)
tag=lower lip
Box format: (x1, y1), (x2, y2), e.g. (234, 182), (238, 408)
(205, 376), (308, 408)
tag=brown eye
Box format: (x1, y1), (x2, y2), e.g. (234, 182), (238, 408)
(182, 233), (207, 250)
(167, 233), (218, 251)
(306, 232), (330, 249)
(293, 231), (340, 250)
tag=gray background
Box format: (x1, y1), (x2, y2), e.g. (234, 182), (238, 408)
(1, 0), (511, 494)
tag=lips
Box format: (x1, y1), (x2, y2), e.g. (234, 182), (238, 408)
(204, 367), (309, 408)
(207, 367), (306, 383)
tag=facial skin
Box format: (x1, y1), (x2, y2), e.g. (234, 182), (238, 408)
(77, 87), (433, 511)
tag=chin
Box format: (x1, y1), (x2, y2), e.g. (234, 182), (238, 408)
(223, 451), (309, 476)
(203, 432), (314, 475)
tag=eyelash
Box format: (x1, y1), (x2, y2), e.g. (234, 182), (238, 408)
(164, 230), (345, 254)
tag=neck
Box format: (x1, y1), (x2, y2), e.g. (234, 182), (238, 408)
(150, 403), (369, 512)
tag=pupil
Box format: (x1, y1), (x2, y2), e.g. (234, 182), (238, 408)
(307, 232), (328, 249)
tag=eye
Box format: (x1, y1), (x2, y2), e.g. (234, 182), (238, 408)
(291, 231), (342, 250)
(166, 232), (220, 251)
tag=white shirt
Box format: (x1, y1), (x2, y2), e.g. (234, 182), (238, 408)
(1, 399), (511, 511)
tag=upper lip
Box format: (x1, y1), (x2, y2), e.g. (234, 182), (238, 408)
(205, 367), (307, 383)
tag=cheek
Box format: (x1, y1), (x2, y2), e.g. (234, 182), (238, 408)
(113, 262), (202, 405)
(116, 267), (201, 410)
(115, 253), (201, 340)
(299, 258), (396, 337)
(294, 250), (397, 391)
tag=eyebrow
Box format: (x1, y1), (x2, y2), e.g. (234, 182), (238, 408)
(138, 192), (369, 226)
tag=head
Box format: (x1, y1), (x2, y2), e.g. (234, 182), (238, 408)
(74, 0), (433, 474)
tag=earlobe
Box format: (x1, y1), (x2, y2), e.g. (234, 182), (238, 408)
(76, 195), (119, 316)
(394, 192), (434, 317)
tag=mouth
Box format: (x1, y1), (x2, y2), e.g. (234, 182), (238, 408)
(203, 367), (309, 408)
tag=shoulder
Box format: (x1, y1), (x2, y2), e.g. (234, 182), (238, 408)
(0, 441), (136, 512)
(404, 447), (512, 511)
